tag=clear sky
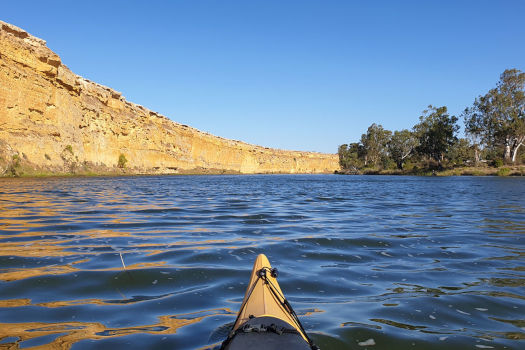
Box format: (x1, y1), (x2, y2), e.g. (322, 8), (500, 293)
(2, 0), (524, 153)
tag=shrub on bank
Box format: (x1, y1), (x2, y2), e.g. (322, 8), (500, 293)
(7, 154), (22, 176)
(497, 167), (511, 176)
(493, 159), (504, 168)
(118, 154), (127, 168)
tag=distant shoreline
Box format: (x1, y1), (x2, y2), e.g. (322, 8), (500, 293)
(2, 166), (525, 178)
(335, 165), (525, 177)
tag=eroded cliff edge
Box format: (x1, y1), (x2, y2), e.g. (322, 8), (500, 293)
(0, 21), (339, 176)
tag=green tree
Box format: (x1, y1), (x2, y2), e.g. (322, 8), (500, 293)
(338, 144), (350, 169)
(414, 105), (459, 163)
(447, 138), (473, 166)
(463, 68), (525, 163)
(465, 132), (483, 165)
(338, 143), (364, 169)
(388, 129), (418, 169)
(360, 123), (392, 167)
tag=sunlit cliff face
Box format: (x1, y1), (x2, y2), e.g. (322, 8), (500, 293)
(0, 20), (339, 176)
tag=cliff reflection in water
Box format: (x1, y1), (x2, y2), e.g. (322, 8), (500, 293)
(0, 308), (234, 349)
(1, 175), (524, 349)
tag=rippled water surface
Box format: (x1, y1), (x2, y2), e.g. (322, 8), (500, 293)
(0, 175), (524, 349)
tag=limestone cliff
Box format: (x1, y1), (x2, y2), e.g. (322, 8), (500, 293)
(0, 21), (339, 176)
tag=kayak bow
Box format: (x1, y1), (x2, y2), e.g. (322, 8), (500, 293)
(221, 254), (319, 350)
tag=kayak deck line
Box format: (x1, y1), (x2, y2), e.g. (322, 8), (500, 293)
(221, 254), (319, 350)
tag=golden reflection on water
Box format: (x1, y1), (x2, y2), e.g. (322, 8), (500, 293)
(0, 228), (272, 257)
(0, 259), (88, 282)
(0, 240), (86, 258)
(0, 207), (282, 281)
(0, 220), (276, 281)
(0, 298), (32, 308)
(0, 308), (234, 349)
(0, 259), (173, 282)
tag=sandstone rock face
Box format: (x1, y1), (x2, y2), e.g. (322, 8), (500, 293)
(0, 21), (339, 175)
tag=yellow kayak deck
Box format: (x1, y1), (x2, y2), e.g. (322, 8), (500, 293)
(232, 254), (308, 342)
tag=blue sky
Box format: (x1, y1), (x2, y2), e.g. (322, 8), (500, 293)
(3, 0), (524, 153)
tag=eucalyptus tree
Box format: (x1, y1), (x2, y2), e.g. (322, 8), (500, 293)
(338, 143), (364, 169)
(463, 69), (525, 163)
(388, 129), (418, 169)
(360, 123), (392, 167)
(413, 105), (459, 163)
(337, 144), (349, 169)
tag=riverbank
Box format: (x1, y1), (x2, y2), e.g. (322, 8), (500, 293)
(5, 161), (525, 178)
(0, 164), (245, 178)
(335, 165), (525, 176)
(0, 159), (338, 178)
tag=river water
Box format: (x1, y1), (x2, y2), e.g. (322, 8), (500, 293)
(0, 175), (523, 349)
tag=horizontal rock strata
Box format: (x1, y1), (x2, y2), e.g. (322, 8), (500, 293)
(0, 20), (339, 175)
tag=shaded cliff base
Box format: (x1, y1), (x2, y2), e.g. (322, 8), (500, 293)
(0, 162), (244, 178)
(0, 149), (323, 177)
(0, 142), (243, 177)
(0, 155), (243, 177)
(0, 147), (336, 178)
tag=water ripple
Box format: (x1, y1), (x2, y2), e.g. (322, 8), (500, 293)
(0, 175), (524, 349)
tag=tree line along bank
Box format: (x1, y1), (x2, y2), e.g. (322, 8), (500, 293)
(337, 69), (525, 175)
